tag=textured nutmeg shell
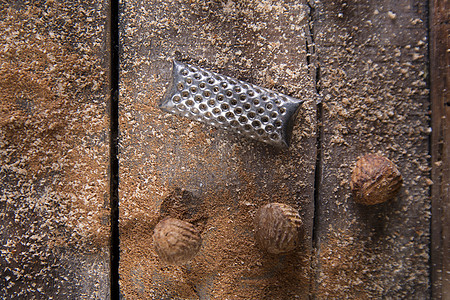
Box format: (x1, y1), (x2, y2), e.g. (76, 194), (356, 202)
(153, 217), (202, 264)
(350, 154), (403, 205)
(254, 203), (303, 254)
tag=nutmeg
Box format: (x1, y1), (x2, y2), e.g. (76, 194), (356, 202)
(153, 217), (202, 264)
(254, 203), (303, 254)
(350, 154), (403, 205)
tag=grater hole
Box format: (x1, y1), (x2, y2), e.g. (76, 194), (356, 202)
(221, 103), (230, 111)
(247, 112), (256, 119)
(225, 112), (234, 119)
(243, 103), (251, 110)
(186, 100), (194, 106)
(217, 94), (224, 101)
(248, 90), (255, 96)
(230, 80), (237, 85)
(271, 112), (278, 118)
(240, 94), (247, 101)
(266, 103), (273, 110)
(194, 73), (201, 80)
(238, 116), (248, 124)
(234, 107), (243, 115)
(269, 93), (275, 98)
(234, 87), (241, 93)
(242, 84), (248, 89)
(226, 90), (233, 97)
(181, 69), (188, 76)
(279, 107), (286, 114)
(191, 107), (199, 114)
(243, 124), (252, 131)
(257, 129), (265, 135)
(230, 99), (238, 106)
(195, 95), (203, 103)
(253, 99), (260, 105)
(275, 99), (281, 105)
(270, 133), (279, 140)
(230, 120), (239, 127)
(274, 120), (282, 127)
(221, 82), (228, 88)
(190, 87), (197, 93)
(203, 90), (211, 97)
(182, 91), (189, 98)
(212, 108), (221, 115)
(177, 104), (186, 110)
(199, 82), (206, 89)
(257, 108), (264, 114)
(173, 96), (181, 103)
(177, 83), (184, 91)
(252, 120), (261, 128)
(261, 95), (268, 101)
(218, 116), (226, 123)
(265, 124), (274, 132)
(207, 99), (216, 107)
(255, 88), (262, 94)
(213, 87), (219, 93)
(205, 112), (212, 118)
(199, 104), (207, 111)
(261, 116), (269, 123)
(207, 78), (214, 84)
(186, 78), (193, 84)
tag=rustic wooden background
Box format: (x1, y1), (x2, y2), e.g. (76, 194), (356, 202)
(0, 0), (448, 299)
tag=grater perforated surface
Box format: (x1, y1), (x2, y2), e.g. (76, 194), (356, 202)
(160, 61), (304, 147)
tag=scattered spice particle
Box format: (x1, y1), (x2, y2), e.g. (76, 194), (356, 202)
(387, 11), (397, 20)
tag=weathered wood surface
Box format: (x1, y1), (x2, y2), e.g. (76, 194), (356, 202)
(119, 0), (317, 299)
(0, 1), (110, 298)
(1, 0), (442, 298)
(313, 0), (431, 298)
(430, 0), (450, 298)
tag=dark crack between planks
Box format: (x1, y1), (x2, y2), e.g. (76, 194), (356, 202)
(305, 0), (323, 299)
(109, 0), (120, 297)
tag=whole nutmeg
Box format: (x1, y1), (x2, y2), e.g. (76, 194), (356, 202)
(153, 217), (202, 264)
(254, 203), (303, 254)
(350, 154), (403, 205)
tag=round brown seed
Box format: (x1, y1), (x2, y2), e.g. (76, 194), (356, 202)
(350, 154), (403, 205)
(254, 203), (303, 254)
(153, 217), (202, 264)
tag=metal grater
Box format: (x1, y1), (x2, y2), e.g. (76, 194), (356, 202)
(160, 61), (304, 148)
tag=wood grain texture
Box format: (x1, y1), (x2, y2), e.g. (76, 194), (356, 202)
(313, 0), (431, 298)
(0, 1), (110, 298)
(430, 0), (450, 298)
(119, 1), (318, 298)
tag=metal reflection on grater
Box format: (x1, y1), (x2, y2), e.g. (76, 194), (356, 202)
(160, 61), (304, 148)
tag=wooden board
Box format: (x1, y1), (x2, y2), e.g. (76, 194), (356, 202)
(313, 0), (431, 298)
(119, 0), (318, 298)
(430, 0), (450, 298)
(0, 1), (110, 298)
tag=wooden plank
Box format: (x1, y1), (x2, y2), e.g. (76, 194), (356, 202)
(0, 1), (110, 298)
(313, 0), (431, 298)
(430, 0), (450, 298)
(119, 1), (318, 298)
